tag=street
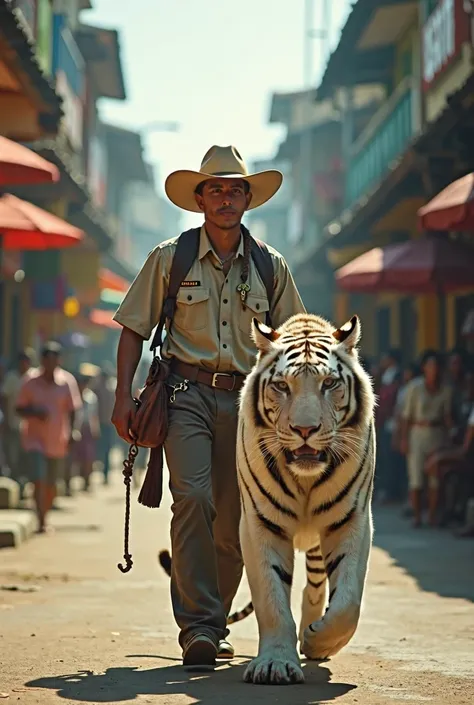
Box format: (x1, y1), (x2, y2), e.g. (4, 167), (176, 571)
(1, 462), (474, 705)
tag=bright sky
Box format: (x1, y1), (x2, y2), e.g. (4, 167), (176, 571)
(85, 0), (351, 229)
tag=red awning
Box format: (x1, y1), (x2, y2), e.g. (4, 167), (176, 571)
(0, 136), (59, 185)
(418, 173), (474, 232)
(89, 309), (121, 329)
(0, 194), (83, 249)
(335, 235), (474, 295)
(99, 267), (130, 293)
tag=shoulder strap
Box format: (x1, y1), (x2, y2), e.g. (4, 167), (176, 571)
(149, 228), (200, 353)
(244, 226), (274, 327)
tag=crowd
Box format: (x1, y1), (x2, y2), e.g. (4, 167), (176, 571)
(367, 348), (474, 535)
(2, 336), (473, 539)
(0, 344), (118, 533)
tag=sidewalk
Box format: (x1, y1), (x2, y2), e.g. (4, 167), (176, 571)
(0, 464), (473, 704)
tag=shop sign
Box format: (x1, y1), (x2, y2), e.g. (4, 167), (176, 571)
(422, 0), (470, 89)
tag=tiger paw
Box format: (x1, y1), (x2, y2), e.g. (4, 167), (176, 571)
(301, 612), (357, 661)
(243, 650), (304, 685)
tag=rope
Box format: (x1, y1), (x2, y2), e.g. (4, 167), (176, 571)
(117, 442), (139, 573)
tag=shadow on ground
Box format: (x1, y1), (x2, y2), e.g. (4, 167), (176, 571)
(26, 660), (355, 704)
(373, 507), (474, 602)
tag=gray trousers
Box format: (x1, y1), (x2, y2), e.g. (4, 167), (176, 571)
(164, 372), (243, 648)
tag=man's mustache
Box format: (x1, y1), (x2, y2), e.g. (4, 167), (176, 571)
(217, 207), (237, 214)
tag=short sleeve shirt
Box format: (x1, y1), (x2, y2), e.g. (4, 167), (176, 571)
(17, 372), (80, 459)
(402, 378), (452, 425)
(113, 226), (306, 375)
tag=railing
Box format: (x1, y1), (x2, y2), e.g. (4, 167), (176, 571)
(345, 77), (418, 207)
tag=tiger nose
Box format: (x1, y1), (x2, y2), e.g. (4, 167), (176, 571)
(290, 424), (321, 439)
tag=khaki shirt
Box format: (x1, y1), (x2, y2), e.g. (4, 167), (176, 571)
(402, 378), (452, 425)
(113, 226), (305, 375)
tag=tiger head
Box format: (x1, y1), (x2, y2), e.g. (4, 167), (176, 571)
(245, 313), (374, 477)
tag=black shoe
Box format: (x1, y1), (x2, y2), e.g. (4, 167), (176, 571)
(182, 634), (217, 667)
(217, 639), (234, 660)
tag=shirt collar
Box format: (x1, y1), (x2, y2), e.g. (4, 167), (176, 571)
(198, 224), (245, 261)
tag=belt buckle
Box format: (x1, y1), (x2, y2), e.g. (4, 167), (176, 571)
(211, 372), (235, 391)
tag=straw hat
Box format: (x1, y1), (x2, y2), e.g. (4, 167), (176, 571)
(165, 145), (283, 213)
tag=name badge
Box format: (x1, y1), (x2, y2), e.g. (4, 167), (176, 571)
(181, 281), (201, 287)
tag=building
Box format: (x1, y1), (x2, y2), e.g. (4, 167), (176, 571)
(0, 0), (147, 369)
(312, 0), (474, 360)
(266, 82), (384, 321)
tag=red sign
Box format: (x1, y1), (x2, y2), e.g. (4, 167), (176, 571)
(422, 0), (470, 90)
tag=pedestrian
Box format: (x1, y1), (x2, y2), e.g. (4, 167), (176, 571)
(400, 350), (453, 528)
(0, 348), (36, 494)
(92, 362), (117, 485)
(111, 145), (305, 667)
(375, 349), (402, 504)
(73, 371), (100, 492)
(16, 342), (82, 533)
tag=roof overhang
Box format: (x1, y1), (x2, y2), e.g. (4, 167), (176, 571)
(0, 0), (62, 134)
(68, 200), (115, 253)
(317, 0), (418, 99)
(75, 24), (126, 100)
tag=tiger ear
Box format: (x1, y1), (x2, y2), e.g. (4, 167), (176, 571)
(332, 315), (361, 353)
(252, 318), (280, 353)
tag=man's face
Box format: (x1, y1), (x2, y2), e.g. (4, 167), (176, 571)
(194, 178), (252, 229)
(42, 352), (59, 376)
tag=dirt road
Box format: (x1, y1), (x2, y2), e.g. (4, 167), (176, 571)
(1, 465), (474, 705)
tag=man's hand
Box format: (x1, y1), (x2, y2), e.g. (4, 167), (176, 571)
(112, 394), (137, 443)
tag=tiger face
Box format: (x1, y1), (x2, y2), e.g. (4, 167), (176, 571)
(248, 313), (372, 478)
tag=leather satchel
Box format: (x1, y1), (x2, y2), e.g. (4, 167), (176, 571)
(130, 356), (170, 449)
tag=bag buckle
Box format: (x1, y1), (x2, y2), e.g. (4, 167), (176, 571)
(211, 372), (235, 391)
(169, 379), (189, 404)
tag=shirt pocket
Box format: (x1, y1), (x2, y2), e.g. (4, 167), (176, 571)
(238, 293), (270, 335)
(174, 287), (210, 331)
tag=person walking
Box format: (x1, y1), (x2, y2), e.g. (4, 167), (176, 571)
(111, 146), (305, 667)
(400, 351), (453, 528)
(73, 371), (101, 492)
(0, 349), (36, 493)
(16, 342), (82, 533)
(92, 363), (116, 485)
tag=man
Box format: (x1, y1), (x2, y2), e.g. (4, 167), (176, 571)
(0, 349), (36, 492)
(16, 342), (82, 533)
(112, 145), (305, 667)
(91, 362), (117, 484)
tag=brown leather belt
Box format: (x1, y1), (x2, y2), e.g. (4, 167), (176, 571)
(171, 360), (245, 392)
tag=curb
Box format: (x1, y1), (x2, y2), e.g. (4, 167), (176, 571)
(0, 510), (37, 549)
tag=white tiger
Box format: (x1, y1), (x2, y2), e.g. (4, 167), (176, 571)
(237, 312), (375, 685)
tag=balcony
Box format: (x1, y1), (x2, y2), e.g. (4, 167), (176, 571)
(345, 77), (419, 208)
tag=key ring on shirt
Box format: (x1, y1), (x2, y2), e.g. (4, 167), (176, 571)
(169, 379), (189, 404)
(237, 282), (250, 304)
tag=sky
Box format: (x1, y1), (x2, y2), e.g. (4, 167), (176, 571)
(85, 0), (352, 229)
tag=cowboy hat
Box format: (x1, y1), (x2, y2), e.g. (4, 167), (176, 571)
(164, 145), (283, 213)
